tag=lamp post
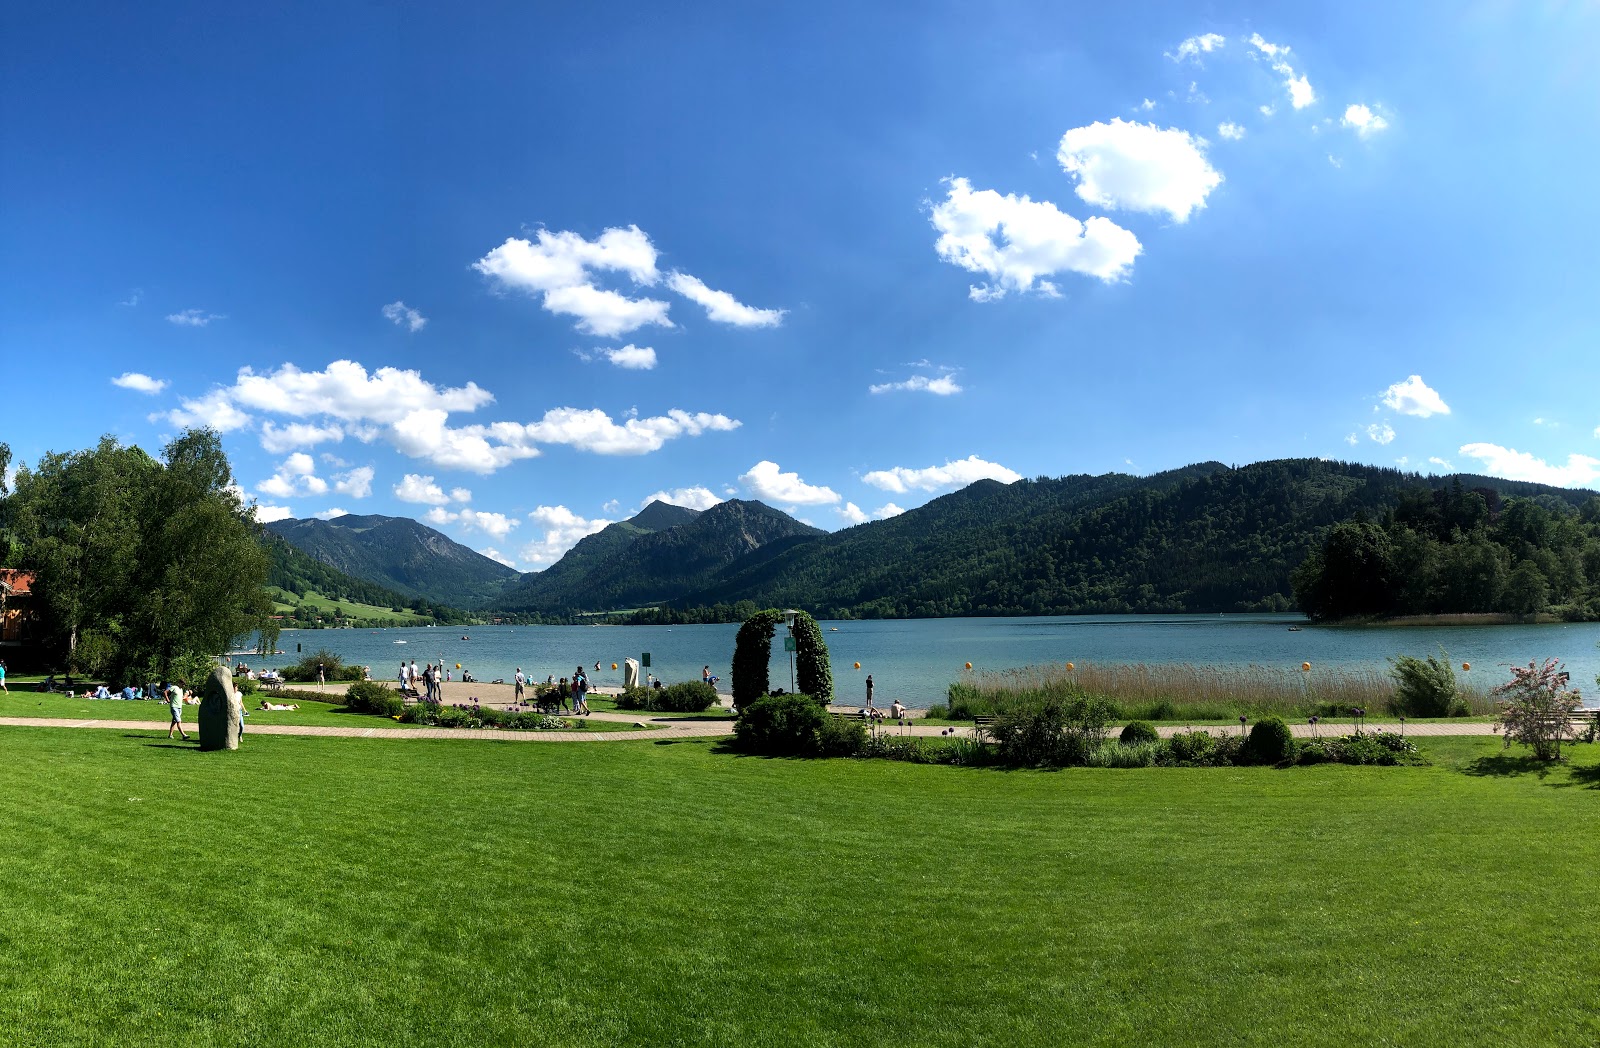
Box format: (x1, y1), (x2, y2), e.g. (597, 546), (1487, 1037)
(782, 609), (799, 694)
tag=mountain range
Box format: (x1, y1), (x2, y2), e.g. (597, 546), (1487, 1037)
(262, 459), (1600, 619)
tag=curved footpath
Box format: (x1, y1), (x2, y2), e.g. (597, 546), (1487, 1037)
(0, 712), (1504, 743)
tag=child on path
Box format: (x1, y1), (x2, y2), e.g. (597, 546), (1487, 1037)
(166, 684), (190, 741)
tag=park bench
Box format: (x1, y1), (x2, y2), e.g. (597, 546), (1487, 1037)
(972, 715), (996, 735)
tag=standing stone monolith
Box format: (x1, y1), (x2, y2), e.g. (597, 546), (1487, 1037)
(198, 664), (242, 751)
(623, 658), (640, 689)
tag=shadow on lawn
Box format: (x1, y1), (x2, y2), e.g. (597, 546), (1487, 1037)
(1463, 753), (1560, 780)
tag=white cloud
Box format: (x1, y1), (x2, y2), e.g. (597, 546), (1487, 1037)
(874, 503), (906, 518)
(1428, 457), (1453, 470)
(641, 486), (723, 511)
(666, 272), (785, 328)
(394, 473), (468, 506)
(111, 372), (167, 394)
(862, 454), (1023, 494)
(252, 503), (294, 523)
(155, 389), (252, 432)
(1366, 423), (1396, 445)
(230, 360), (494, 425)
(1458, 444), (1600, 487)
(1057, 119), (1223, 222)
(480, 547), (518, 569)
(1345, 432), (1360, 446)
(1381, 375), (1450, 418)
(258, 453), (329, 499)
(837, 502), (869, 525)
(1342, 103), (1389, 138)
(491, 407), (742, 457)
(1248, 35), (1315, 109)
(313, 508), (349, 520)
(1217, 122), (1246, 141)
(333, 466), (374, 499)
(167, 309), (224, 327)
(519, 505), (613, 567)
(605, 344), (657, 370)
(1247, 33), (1287, 58)
(739, 461), (841, 505)
(120, 289), (142, 307)
(381, 300), (428, 332)
(1259, 104), (1276, 117)
(929, 176), (1142, 299)
(1168, 32), (1225, 63)
(1138, 98), (1157, 111)
(259, 421), (345, 454)
(472, 227), (672, 338)
(869, 373), (963, 396)
(455, 510), (518, 540)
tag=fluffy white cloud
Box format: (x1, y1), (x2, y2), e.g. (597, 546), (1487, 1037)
(1458, 444), (1600, 487)
(1247, 35), (1316, 109)
(862, 455), (1023, 494)
(167, 309), (224, 327)
(837, 502), (869, 525)
(313, 508), (349, 520)
(382, 300), (428, 332)
(1381, 375), (1450, 418)
(1260, 104), (1276, 117)
(873, 503), (906, 518)
(869, 373), (963, 396)
(1428, 457), (1453, 470)
(1057, 119), (1223, 222)
(1366, 422), (1396, 445)
(231, 360), (494, 425)
(1342, 103), (1389, 138)
(1168, 33), (1225, 62)
(111, 372), (167, 394)
(333, 465), (374, 499)
(930, 177), (1141, 299)
(472, 227), (672, 338)
(605, 345), (657, 370)
(739, 461), (841, 505)
(666, 272), (785, 328)
(479, 548), (518, 568)
(519, 505), (614, 567)
(258, 453), (329, 499)
(394, 473), (468, 506)
(259, 421), (345, 454)
(1247, 33), (1287, 58)
(641, 486), (723, 511)
(424, 508), (519, 540)
(491, 408), (741, 457)
(252, 503), (294, 523)
(1344, 432), (1360, 446)
(1217, 122), (1246, 141)
(155, 389), (252, 432)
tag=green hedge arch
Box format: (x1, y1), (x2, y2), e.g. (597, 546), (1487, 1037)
(731, 608), (833, 707)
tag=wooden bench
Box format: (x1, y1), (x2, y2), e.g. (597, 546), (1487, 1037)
(972, 715), (996, 735)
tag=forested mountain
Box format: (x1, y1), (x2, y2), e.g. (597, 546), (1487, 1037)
(263, 535), (468, 623)
(493, 499), (822, 612)
(265, 513), (520, 608)
(1293, 483), (1600, 620)
(493, 458), (1597, 619)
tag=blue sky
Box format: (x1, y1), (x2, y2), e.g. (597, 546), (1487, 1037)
(4, 1), (1599, 570)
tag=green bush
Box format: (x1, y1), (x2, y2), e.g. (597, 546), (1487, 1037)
(1085, 741), (1161, 768)
(1165, 730), (1217, 765)
(816, 715), (867, 757)
(398, 700), (570, 731)
(1120, 720), (1159, 746)
(232, 676), (261, 696)
(1388, 652), (1460, 718)
(281, 649), (359, 683)
(613, 686), (654, 711)
(657, 680), (718, 712)
(733, 693), (825, 756)
(985, 696), (1115, 768)
(1242, 716), (1295, 765)
(344, 680), (403, 717)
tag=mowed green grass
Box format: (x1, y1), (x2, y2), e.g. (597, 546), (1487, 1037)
(0, 691), (422, 730)
(1, 730), (1597, 1047)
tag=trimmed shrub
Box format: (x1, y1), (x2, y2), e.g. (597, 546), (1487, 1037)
(733, 693), (825, 755)
(816, 715), (867, 757)
(657, 680), (718, 713)
(344, 680), (404, 717)
(1242, 716), (1295, 765)
(1120, 720), (1159, 746)
(985, 696), (1115, 768)
(731, 610), (784, 707)
(1388, 652), (1460, 718)
(1165, 730), (1216, 765)
(1085, 741), (1161, 768)
(613, 686), (654, 711)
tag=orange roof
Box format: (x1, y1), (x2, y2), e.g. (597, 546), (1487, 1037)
(0, 569), (33, 595)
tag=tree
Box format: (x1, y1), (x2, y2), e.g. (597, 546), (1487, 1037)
(1503, 561), (1550, 617)
(1494, 658), (1582, 761)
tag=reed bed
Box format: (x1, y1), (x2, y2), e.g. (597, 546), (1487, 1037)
(944, 661), (1495, 721)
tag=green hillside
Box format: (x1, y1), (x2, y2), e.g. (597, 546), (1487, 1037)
(265, 534), (468, 627)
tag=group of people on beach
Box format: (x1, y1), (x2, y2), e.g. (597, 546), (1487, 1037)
(398, 660), (446, 701)
(512, 665), (592, 714)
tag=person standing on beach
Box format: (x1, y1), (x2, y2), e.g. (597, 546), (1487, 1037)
(398, 661), (409, 695)
(514, 667), (525, 703)
(865, 674), (874, 711)
(166, 683), (190, 741)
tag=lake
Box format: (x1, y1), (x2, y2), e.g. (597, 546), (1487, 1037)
(263, 614), (1600, 707)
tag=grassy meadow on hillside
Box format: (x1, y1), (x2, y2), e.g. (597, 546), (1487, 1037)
(0, 728), (1595, 1046)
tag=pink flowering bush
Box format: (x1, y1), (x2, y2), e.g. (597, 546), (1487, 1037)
(1493, 658), (1583, 761)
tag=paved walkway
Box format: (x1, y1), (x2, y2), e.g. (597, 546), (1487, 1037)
(0, 713), (1501, 743)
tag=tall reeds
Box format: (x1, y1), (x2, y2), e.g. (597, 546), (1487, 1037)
(944, 661), (1495, 721)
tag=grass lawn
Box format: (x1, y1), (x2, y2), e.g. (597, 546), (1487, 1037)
(1, 730), (1596, 1046)
(0, 691), (423, 730)
(268, 586), (433, 625)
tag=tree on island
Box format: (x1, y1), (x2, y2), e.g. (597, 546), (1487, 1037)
(2, 429), (273, 681)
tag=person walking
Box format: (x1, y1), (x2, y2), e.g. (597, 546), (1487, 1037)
(398, 661), (409, 696)
(573, 667), (591, 715)
(317, 662), (325, 686)
(166, 683), (190, 741)
(514, 667), (525, 704)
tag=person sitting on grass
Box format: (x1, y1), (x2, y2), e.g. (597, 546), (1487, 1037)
(92, 685), (113, 699)
(890, 700), (907, 720)
(258, 700), (300, 711)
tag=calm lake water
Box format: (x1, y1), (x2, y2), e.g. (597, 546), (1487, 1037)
(266, 614), (1600, 706)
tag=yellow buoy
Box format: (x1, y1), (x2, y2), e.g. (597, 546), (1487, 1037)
(1301, 662), (1312, 672)
(853, 661), (861, 670)
(455, 663), (462, 669)
(612, 663), (618, 670)
(965, 662), (973, 670)
(1066, 662), (1075, 671)
(1462, 662), (1470, 671)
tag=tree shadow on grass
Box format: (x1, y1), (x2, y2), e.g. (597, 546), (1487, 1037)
(1550, 764), (1600, 790)
(1461, 753), (1560, 779)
